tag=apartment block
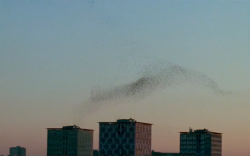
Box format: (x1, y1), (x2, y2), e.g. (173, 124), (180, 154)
(47, 125), (93, 156)
(99, 118), (152, 156)
(9, 146), (26, 156)
(180, 128), (222, 156)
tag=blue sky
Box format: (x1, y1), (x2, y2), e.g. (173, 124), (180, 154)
(1, 1), (250, 156)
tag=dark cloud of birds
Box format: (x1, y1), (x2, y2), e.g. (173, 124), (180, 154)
(77, 1), (230, 116)
(90, 61), (229, 102)
(76, 60), (230, 118)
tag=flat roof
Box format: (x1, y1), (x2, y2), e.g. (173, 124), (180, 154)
(180, 132), (222, 134)
(99, 118), (152, 125)
(180, 128), (222, 134)
(47, 128), (94, 131)
(47, 125), (93, 131)
(99, 122), (152, 125)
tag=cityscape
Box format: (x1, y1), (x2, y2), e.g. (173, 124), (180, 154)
(1, 1), (250, 156)
(5, 118), (222, 156)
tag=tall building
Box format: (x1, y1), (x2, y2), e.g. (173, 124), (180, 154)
(180, 128), (222, 156)
(99, 118), (152, 156)
(152, 151), (180, 156)
(151, 151), (194, 156)
(93, 150), (99, 156)
(9, 146), (26, 156)
(47, 125), (94, 156)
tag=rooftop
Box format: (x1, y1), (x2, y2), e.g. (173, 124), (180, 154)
(99, 118), (152, 125)
(117, 118), (137, 122)
(180, 128), (222, 134)
(47, 125), (94, 131)
(152, 151), (180, 156)
(10, 146), (25, 149)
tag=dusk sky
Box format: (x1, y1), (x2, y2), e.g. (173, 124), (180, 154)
(1, 1), (250, 156)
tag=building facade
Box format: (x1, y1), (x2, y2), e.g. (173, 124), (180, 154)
(152, 151), (181, 156)
(47, 125), (93, 156)
(93, 150), (99, 156)
(9, 146), (26, 156)
(180, 128), (222, 156)
(99, 118), (152, 156)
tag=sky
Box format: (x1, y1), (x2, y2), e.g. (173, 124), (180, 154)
(1, 0), (250, 156)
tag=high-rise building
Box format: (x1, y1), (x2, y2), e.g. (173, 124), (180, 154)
(180, 128), (222, 156)
(99, 118), (152, 156)
(9, 146), (26, 156)
(47, 125), (94, 156)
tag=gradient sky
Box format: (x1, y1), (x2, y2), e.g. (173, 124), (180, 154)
(1, 1), (250, 156)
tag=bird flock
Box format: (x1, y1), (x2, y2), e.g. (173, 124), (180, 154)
(78, 60), (230, 117)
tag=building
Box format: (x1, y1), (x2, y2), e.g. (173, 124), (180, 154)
(152, 151), (180, 156)
(151, 151), (194, 156)
(9, 146), (26, 156)
(99, 118), (152, 156)
(180, 128), (222, 156)
(93, 150), (99, 156)
(47, 125), (94, 156)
